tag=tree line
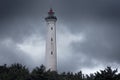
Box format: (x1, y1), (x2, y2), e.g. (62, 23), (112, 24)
(0, 63), (120, 80)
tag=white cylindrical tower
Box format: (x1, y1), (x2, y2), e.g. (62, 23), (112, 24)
(45, 8), (57, 71)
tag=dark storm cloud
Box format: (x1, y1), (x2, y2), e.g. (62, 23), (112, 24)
(57, 0), (120, 71)
(58, 54), (98, 72)
(71, 25), (120, 64)
(1, 0), (120, 41)
(56, 0), (120, 70)
(0, 0), (46, 17)
(0, 40), (33, 67)
(0, 0), (120, 73)
(0, 0), (48, 42)
(55, 0), (120, 33)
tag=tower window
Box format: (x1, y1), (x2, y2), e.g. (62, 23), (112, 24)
(51, 51), (53, 55)
(51, 38), (53, 41)
(51, 27), (53, 30)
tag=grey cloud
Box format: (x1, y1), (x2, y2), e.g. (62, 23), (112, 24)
(0, 39), (34, 68)
(0, 0), (120, 73)
(1, 0), (120, 41)
(0, 0), (48, 42)
(58, 53), (99, 72)
(71, 25), (120, 65)
(56, 0), (120, 33)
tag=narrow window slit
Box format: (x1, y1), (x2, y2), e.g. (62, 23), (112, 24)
(51, 27), (53, 30)
(51, 51), (53, 55)
(51, 38), (53, 41)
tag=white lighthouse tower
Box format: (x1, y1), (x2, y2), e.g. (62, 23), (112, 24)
(45, 8), (57, 71)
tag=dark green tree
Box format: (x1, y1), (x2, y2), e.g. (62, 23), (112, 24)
(1, 64), (120, 80)
(85, 74), (95, 80)
(94, 67), (118, 80)
(0, 63), (29, 80)
(31, 65), (47, 80)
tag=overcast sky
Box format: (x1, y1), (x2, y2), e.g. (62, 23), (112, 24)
(0, 0), (120, 74)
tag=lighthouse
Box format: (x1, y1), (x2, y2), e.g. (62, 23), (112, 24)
(45, 8), (57, 71)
